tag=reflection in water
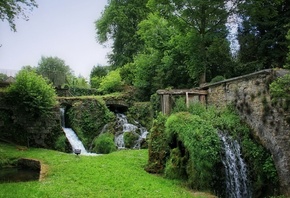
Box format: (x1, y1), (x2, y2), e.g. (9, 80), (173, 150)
(0, 167), (39, 183)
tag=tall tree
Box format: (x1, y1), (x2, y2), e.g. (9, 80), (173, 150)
(37, 56), (72, 87)
(148, 0), (234, 85)
(132, 13), (194, 98)
(95, 0), (149, 68)
(0, 0), (37, 32)
(237, 0), (290, 72)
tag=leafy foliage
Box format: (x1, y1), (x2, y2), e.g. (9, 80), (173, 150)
(67, 99), (114, 148)
(237, 0), (290, 70)
(165, 112), (220, 190)
(270, 73), (290, 103)
(0, 73), (8, 81)
(147, 0), (233, 84)
(90, 65), (110, 89)
(127, 102), (152, 130)
(93, 133), (117, 154)
(37, 56), (72, 87)
(210, 75), (225, 83)
(149, 101), (279, 195)
(6, 70), (57, 118)
(95, 0), (149, 67)
(97, 69), (123, 94)
(146, 113), (170, 174)
(0, 0), (37, 31)
(132, 13), (194, 98)
(54, 134), (69, 152)
(123, 132), (139, 148)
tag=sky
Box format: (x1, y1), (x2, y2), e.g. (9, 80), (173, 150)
(0, 0), (111, 79)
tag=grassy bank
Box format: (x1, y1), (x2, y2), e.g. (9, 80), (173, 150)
(0, 143), (214, 198)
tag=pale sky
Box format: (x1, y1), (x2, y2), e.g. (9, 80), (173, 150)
(0, 0), (111, 79)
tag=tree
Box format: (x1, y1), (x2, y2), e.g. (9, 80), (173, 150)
(148, 0), (234, 85)
(95, 0), (149, 68)
(37, 56), (72, 87)
(6, 70), (57, 118)
(0, 0), (38, 31)
(90, 65), (109, 89)
(0, 73), (8, 81)
(237, 0), (290, 71)
(132, 13), (194, 98)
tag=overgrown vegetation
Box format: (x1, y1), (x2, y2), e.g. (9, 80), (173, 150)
(6, 70), (57, 118)
(66, 98), (114, 149)
(270, 73), (290, 104)
(147, 100), (279, 197)
(93, 133), (116, 154)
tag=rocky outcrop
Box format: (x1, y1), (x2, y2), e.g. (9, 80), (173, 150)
(204, 69), (290, 196)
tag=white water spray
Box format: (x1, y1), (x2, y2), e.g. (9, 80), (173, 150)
(114, 113), (148, 149)
(219, 131), (251, 198)
(60, 108), (98, 156)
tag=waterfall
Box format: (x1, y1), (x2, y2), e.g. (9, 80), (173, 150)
(115, 113), (148, 149)
(219, 131), (251, 198)
(60, 108), (97, 156)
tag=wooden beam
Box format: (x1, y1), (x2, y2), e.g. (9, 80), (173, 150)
(157, 89), (207, 95)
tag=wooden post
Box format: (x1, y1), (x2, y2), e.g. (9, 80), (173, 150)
(186, 92), (189, 108)
(162, 94), (171, 115)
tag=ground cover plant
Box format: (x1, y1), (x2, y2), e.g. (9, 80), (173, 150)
(0, 143), (215, 198)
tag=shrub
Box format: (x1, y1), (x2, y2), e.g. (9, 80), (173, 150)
(165, 112), (221, 190)
(145, 113), (170, 174)
(93, 133), (117, 154)
(210, 75), (225, 83)
(270, 73), (290, 103)
(97, 69), (123, 94)
(6, 70), (57, 118)
(55, 134), (67, 152)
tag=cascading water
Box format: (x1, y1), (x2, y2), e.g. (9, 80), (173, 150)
(60, 108), (97, 156)
(114, 113), (148, 149)
(219, 131), (251, 198)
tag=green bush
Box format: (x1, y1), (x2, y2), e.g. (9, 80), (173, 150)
(6, 70), (57, 118)
(165, 112), (221, 190)
(145, 113), (170, 174)
(164, 148), (187, 180)
(68, 86), (97, 96)
(270, 73), (290, 103)
(54, 134), (68, 152)
(93, 133), (117, 154)
(97, 69), (123, 94)
(210, 75), (225, 83)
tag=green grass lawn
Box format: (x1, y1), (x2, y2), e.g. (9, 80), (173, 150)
(0, 143), (215, 198)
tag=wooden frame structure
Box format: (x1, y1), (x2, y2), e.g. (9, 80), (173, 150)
(157, 89), (208, 115)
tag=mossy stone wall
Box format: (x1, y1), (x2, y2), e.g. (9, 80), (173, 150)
(206, 69), (290, 196)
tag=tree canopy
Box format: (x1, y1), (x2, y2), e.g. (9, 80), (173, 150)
(95, 0), (150, 68)
(0, 0), (38, 31)
(37, 56), (72, 87)
(237, 0), (290, 71)
(94, 0), (290, 99)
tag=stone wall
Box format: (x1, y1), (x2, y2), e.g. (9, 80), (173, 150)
(0, 92), (63, 148)
(204, 69), (290, 196)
